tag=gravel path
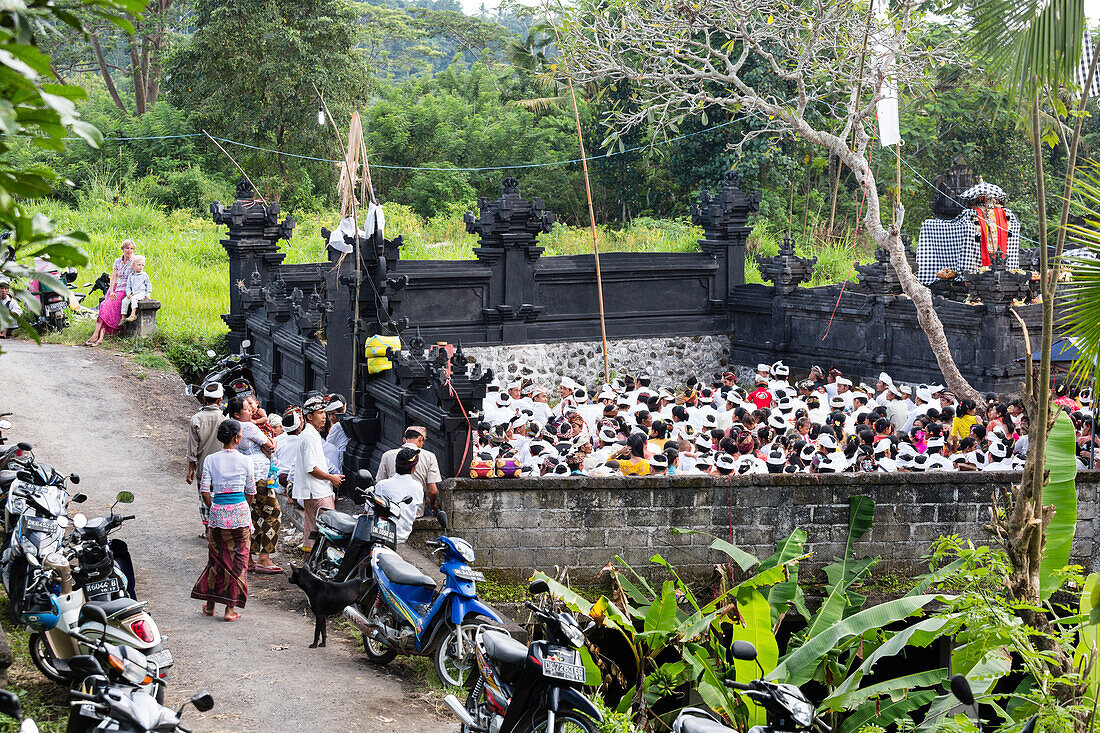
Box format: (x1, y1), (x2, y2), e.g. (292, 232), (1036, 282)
(0, 340), (456, 733)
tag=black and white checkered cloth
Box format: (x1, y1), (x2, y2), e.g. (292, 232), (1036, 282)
(1078, 31), (1100, 99)
(917, 207), (1021, 284)
(959, 182), (1006, 206)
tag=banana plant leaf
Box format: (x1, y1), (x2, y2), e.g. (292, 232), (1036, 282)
(768, 594), (947, 687)
(1073, 571), (1100, 701)
(915, 647), (1012, 733)
(828, 669), (948, 712)
(804, 496), (877, 641)
(757, 528), (808, 626)
(823, 615), (961, 709)
(730, 587), (780, 728)
(839, 689), (937, 733)
(1039, 412), (1079, 600)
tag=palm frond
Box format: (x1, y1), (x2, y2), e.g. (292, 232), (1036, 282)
(969, 0), (1086, 98)
(511, 95), (568, 111)
(1061, 163), (1100, 379)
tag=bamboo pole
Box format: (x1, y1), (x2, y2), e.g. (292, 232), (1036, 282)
(549, 18), (610, 385)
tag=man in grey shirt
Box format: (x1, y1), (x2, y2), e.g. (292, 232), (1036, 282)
(376, 426), (441, 513)
(186, 382), (225, 528)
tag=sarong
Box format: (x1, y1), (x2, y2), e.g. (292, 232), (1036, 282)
(192, 526), (250, 608)
(97, 289), (125, 333)
(250, 483), (281, 555)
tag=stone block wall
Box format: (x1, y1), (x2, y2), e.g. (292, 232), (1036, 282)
(441, 472), (1100, 580)
(465, 335), (732, 390)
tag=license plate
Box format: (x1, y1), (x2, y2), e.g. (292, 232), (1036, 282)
(453, 567), (484, 582)
(46, 302), (64, 313)
(148, 649), (173, 669)
(372, 521), (395, 543)
(24, 517), (53, 532)
(85, 577), (120, 596)
(543, 657), (585, 683)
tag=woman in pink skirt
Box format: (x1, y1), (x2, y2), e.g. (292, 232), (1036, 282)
(86, 239), (136, 347)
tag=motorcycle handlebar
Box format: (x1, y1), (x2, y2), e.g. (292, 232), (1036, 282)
(120, 515), (135, 522)
(69, 692), (98, 703)
(724, 680), (752, 691)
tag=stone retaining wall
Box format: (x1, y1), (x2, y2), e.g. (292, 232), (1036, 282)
(440, 472), (1100, 580)
(465, 335), (731, 391)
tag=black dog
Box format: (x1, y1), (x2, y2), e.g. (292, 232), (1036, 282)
(288, 564), (369, 648)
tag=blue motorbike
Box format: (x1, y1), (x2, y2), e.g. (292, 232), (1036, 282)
(344, 512), (502, 687)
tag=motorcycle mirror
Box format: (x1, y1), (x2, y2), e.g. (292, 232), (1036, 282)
(731, 640), (758, 662)
(241, 339), (251, 349)
(357, 469), (374, 485)
(0, 420), (10, 431)
(528, 578), (550, 596)
(206, 349), (216, 358)
(0, 689), (22, 720)
(1021, 715), (1038, 733)
(71, 493), (87, 504)
(436, 511), (448, 531)
(73, 513), (87, 529)
(17, 442), (31, 452)
(950, 674), (976, 707)
(402, 496), (415, 504)
(68, 655), (105, 680)
(57, 516), (69, 528)
(116, 491), (135, 504)
(69, 473), (79, 485)
(191, 692), (215, 713)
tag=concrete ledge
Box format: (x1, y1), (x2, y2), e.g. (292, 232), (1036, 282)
(119, 299), (161, 339)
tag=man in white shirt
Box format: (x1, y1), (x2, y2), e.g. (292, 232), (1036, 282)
(273, 407), (303, 486)
(375, 447), (425, 543)
(376, 426), (441, 513)
(324, 394), (349, 468)
(294, 397), (344, 552)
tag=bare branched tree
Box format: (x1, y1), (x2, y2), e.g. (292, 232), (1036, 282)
(552, 0), (982, 402)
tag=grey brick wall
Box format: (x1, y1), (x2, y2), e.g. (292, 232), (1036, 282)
(441, 472), (1100, 579)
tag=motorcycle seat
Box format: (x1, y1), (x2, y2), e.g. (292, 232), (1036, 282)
(482, 629), (526, 667)
(80, 597), (147, 623)
(377, 552), (435, 588)
(678, 714), (737, 733)
(317, 509), (357, 536)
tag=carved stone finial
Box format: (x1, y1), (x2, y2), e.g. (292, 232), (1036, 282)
(757, 233), (817, 295)
(502, 176), (520, 196)
(236, 178), (255, 201)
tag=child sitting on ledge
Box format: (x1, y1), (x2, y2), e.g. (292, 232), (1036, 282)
(122, 254), (152, 322)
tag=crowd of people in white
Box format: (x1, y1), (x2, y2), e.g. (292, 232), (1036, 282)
(467, 362), (1098, 477)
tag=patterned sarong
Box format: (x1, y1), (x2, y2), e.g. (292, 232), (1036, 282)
(192, 527), (250, 608)
(250, 483), (281, 555)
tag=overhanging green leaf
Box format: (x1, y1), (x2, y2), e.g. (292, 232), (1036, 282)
(1039, 412), (1079, 599)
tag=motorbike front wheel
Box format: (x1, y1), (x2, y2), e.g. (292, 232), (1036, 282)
(7, 559), (25, 624)
(306, 538), (329, 578)
(29, 632), (67, 683)
(359, 589), (397, 665)
(526, 713), (598, 733)
(434, 622), (480, 688)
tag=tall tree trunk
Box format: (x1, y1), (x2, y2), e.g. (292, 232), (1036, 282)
(129, 38), (146, 116)
(276, 124), (289, 192)
(91, 32), (128, 114)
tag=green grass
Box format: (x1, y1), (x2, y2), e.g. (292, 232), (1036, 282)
(30, 195), (874, 371)
(0, 599), (68, 733)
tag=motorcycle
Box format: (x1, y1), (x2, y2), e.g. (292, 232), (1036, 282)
(306, 472), (400, 582)
(67, 491), (139, 601)
(28, 257), (78, 333)
(0, 688), (39, 733)
(344, 510), (502, 686)
(2, 467), (85, 623)
(56, 604), (209, 732)
(0, 440), (33, 474)
(672, 641), (827, 733)
(186, 339), (256, 405)
(444, 578), (602, 733)
(25, 494), (171, 687)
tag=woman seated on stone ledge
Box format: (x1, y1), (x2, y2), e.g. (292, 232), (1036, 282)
(466, 366), (1097, 478)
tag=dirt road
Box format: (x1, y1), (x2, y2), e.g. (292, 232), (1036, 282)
(0, 340), (455, 733)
